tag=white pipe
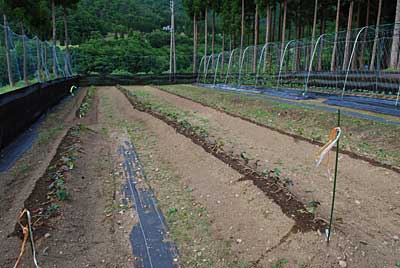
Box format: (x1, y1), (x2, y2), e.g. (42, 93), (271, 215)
(304, 34), (326, 95)
(213, 53), (223, 85)
(341, 26), (373, 99)
(203, 55), (212, 83)
(255, 43), (278, 87)
(238, 46), (255, 85)
(255, 43), (268, 87)
(197, 56), (205, 83)
(224, 48), (238, 84)
(277, 40), (296, 88)
(396, 84), (400, 107)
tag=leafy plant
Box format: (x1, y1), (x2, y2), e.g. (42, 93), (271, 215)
(272, 258), (288, 268)
(45, 204), (60, 218)
(306, 200), (321, 214)
(168, 207), (178, 215)
(273, 168), (281, 176)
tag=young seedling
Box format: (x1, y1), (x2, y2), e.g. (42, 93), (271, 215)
(272, 258), (288, 268)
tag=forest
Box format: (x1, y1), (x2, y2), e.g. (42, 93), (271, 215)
(0, 0), (400, 77)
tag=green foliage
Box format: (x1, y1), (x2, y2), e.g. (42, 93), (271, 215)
(78, 86), (95, 118)
(72, 32), (194, 74)
(66, 0), (190, 44)
(271, 258), (288, 268)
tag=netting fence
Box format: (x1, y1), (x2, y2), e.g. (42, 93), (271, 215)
(0, 22), (73, 94)
(198, 23), (400, 103)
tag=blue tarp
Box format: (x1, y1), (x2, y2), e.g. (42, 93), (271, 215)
(196, 84), (400, 126)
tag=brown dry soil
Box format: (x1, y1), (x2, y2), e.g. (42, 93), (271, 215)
(0, 86), (398, 268)
(123, 85), (400, 267)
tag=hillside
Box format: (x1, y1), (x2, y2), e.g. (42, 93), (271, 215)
(65, 0), (190, 45)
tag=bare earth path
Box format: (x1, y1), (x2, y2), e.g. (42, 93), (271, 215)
(124, 85), (400, 267)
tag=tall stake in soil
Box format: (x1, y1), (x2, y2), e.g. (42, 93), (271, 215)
(327, 109), (341, 243)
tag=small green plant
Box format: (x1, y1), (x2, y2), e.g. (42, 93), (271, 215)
(273, 168), (281, 176)
(78, 86), (95, 118)
(100, 127), (109, 137)
(12, 163), (32, 178)
(396, 260), (400, 268)
(240, 152), (251, 164)
(359, 141), (372, 150)
(168, 207), (178, 215)
(306, 200), (321, 214)
(45, 204), (60, 218)
(272, 258), (288, 268)
(49, 173), (69, 201)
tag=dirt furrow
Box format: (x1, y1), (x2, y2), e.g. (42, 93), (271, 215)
(123, 85), (400, 267)
(100, 86), (354, 267)
(0, 88), (89, 266)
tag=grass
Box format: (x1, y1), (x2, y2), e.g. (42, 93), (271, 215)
(159, 84), (400, 167)
(38, 125), (65, 145)
(271, 258), (288, 268)
(124, 88), (211, 138)
(0, 78), (40, 95)
(11, 163), (33, 178)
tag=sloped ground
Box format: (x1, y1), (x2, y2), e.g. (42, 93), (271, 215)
(1, 85), (398, 268)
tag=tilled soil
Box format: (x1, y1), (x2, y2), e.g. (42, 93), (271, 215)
(123, 85), (400, 267)
(100, 87), (358, 267)
(2, 85), (398, 268)
(0, 88), (87, 266)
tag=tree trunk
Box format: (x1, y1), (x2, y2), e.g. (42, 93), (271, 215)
(222, 32), (225, 75)
(331, 0), (341, 71)
(21, 24), (28, 86)
(36, 38), (42, 81)
(51, 0), (58, 77)
(271, 6), (275, 42)
(63, 5), (71, 76)
(351, 3), (361, 70)
(294, 14), (301, 72)
(193, 14), (197, 73)
(4, 15), (14, 87)
(239, 0), (245, 69)
(44, 42), (48, 71)
(389, 0), (400, 68)
(280, 0), (287, 60)
(253, 3), (259, 73)
(173, 10), (176, 74)
(264, 1), (271, 71)
(318, 14), (326, 71)
(278, 1), (282, 42)
(359, 0), (370, 69)
(370, 0), (383, 70)
(342, 0), (354, 70)
(204, 8), (208, 73)
(311, 0), (318, 57)
(212, 10), (215, 70)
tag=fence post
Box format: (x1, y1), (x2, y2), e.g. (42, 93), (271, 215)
(4, 15), (14, 87)
(21, 24), (29, 86)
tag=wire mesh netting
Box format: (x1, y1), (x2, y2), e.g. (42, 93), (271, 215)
(0, 23), (74, 95)
(198, 23), (400, 105)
